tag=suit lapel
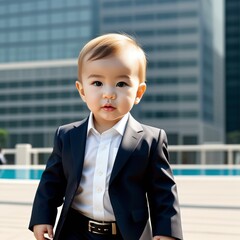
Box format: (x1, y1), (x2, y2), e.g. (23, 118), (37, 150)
(110, 115), (143, 185)
(70, 118), (88, 184)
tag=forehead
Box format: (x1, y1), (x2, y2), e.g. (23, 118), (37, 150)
(82, 49), (140, 75)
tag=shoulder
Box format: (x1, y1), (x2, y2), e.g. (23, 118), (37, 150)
(129, 115), (167, 140)
(142, 123), (167, 142)
(57, 117), (88, 135)
(141, 123), (160, 132)
(142, 123), (166, 135)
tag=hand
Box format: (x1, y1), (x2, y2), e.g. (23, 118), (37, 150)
(33, 224), (54, 240)
(153, 236), (175, 240)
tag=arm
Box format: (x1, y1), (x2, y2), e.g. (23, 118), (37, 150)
(147, 129), (183, 240)
(29, 127), (67, 231)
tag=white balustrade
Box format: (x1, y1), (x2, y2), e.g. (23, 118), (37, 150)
(1, 143), (240, 165)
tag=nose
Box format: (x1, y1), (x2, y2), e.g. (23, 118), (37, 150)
(103, 86), (116, 99)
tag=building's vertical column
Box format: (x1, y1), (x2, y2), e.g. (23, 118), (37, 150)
(15, 144), (32, 165)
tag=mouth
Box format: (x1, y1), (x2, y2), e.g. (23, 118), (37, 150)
(102, 104), (116, 111)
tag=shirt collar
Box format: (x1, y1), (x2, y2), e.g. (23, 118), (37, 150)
(87, 112), (129, 136)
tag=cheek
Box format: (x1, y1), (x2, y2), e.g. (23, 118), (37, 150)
(85, 92), (100, 105)
(125, 89), (139, 101)
(119, 94), (136, 107)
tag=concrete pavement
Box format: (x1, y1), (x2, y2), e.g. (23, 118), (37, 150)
(0, 177), (240, 240)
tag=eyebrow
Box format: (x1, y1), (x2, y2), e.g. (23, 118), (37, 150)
(116, 75), (130, 79)
(87, 74), (130, 79)
(87, 74), (104, 79)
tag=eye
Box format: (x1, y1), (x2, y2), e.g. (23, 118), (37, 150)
(92, 81), (102, 86)
(116, 81), (128, 87)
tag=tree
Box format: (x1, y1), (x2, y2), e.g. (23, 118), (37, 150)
(227, 131), (240, 144)
(0, 129), (8, 148)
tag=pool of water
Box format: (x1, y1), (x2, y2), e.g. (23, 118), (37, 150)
(173, 168), (240, 176)
(0, 168), (43, 180)
(0, 166), (240, 180)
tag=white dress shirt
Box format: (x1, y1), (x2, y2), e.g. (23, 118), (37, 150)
(72, 112), (129, 221)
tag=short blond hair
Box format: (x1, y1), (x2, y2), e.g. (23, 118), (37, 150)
(77, 33), (146, 83)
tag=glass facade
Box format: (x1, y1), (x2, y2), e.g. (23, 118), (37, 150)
(225, 0), (240, 139)
(199, 1), (214, 123)
(0, 0), (98, 62)
(0, 0), (224, 151)
(99, 0), (223, 148)
(0, 62), (89, 147)
(0, 0), (98, 148)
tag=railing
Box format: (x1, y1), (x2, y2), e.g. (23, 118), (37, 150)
(31, 147), (53, 165)
(169, 144), (240, 165)
(2, 144), (52, 165)
(2, 143), (240, 165)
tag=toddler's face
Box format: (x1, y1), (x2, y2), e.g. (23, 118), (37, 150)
(76, 47), (146, 131)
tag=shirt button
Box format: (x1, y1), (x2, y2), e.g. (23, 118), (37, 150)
(95, 205), (101, 211)
(96, 187), (102, 192)
(97, 170), (103, 176)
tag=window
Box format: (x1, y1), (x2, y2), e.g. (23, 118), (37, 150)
(9, 31), (19, 43)
(21, 15), (35, 27)
(0, 48), (6, 62)
(37, 13), (49, 25)
(51, 43), (65, 59)
(51, 11), (65, 24)
(37, 0), (49, 11)
(66, 10), (91, 22)
(66, 0), (90, 7)
(36, 45), (49, 60)
(52, 0), (66, 9)
(51, 28), (65, 40)
(66, 26), (91, 38)
(8, 47), (17, 62)
(9, 3), (19, 13)
(22, 94), (32, 100)
(37, 29), (49, 40)
(22, 2), (36, 12)
(9, 17), (20, 27)
(21, 30), (34, 42)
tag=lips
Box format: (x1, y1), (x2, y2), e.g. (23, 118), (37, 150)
(102, 104), (116, 111)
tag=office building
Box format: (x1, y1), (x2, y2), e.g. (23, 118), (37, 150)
(100, 0), (224, 150)
(0, 0), (99, 63)
(225, 0), (240, 143)
(0, 0), (224, 163)
(0, 0), (98, 147)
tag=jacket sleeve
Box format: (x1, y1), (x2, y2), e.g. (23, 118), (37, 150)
(29, 127), (67, 231)
(147, 129), (183, 240)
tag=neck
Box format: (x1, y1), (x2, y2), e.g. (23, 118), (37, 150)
(94, 121), (115, 134)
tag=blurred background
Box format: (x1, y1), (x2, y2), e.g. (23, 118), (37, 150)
(0, 0), (237, 164)
(1, 2), (240, 239)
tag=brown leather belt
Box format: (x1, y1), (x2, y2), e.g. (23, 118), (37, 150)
(70, 208), (118, 235)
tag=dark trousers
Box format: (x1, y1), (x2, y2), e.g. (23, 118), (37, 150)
(59, 208), (124, 240)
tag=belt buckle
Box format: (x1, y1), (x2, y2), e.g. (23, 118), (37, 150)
(88, 220), (117, 235)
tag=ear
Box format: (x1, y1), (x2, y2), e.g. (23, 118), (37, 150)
(135, 82), (146, 104)
(75, 81), (86, 102)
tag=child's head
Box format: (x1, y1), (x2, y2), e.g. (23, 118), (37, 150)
(77, 33), (146, 83)
(75, 33), (147, 132)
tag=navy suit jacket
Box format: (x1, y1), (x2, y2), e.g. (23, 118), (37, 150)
(29, 114), (183, 240)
